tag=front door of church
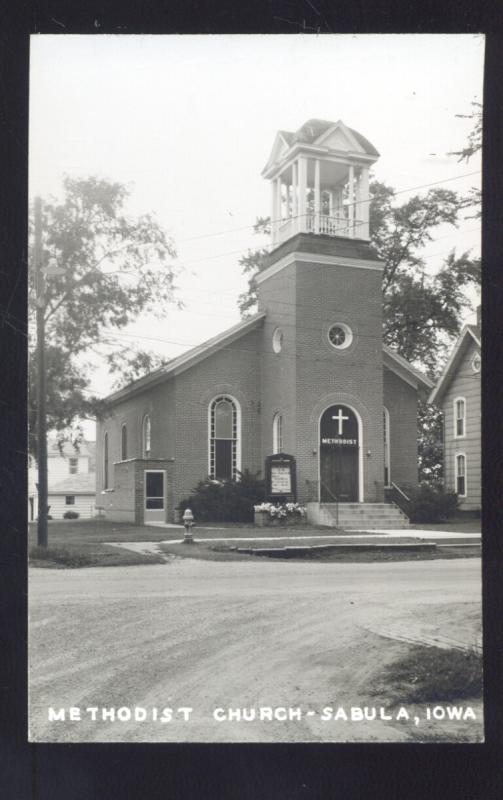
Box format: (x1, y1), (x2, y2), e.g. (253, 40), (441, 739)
(319, 405), (359, 502)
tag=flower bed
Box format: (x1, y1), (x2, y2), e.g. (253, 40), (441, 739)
(253, 502), (307, 526)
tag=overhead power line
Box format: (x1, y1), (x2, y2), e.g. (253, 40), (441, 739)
(175, 170), (481, 245)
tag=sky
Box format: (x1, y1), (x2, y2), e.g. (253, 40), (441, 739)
(29, 34), (484, 439)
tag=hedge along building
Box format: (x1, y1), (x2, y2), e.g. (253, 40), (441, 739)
(96, 119), (433, 527)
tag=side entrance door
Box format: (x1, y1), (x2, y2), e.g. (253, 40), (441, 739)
(144, 470), (166, 523)
(319, 405), (359, 502)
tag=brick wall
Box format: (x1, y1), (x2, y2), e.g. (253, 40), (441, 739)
(173, 327), (263, 507)
(383, 367), (419, 490)
(98, 458), (175, 523)
(258, 261), (297, 461)
(258, 249), (385, 504)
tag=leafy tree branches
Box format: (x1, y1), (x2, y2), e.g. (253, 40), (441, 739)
(28, 176), (179, 450)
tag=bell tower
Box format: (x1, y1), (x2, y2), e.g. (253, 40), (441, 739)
(262, 119), (378, 247)
(258, 119), (385, 505)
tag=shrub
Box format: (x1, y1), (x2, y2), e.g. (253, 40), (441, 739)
(178, 470), (265, 522)
(63, 510), (80, 520)
(408, 484), (458, 523)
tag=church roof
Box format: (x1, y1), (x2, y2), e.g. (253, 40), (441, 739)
(383, 345), (434, 391)
(105, 312), (267, 406)
(262, 119), (380, 177)
(104, 312), (431, 407)
(429, 324), (481, 404)
(49, 473), (96, 495)
(291, 118), (379, 156)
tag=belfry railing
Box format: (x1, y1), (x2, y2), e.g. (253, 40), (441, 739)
(274, 213), (366, 246)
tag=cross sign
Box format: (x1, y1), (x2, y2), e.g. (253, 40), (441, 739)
(332, 408), (349, 435)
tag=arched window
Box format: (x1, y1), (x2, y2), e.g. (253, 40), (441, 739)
(273, 413), (283, 454)
(383, 407), (391, 487)
(103, 432), (109, 490)
(121, 424), (127, 461)
(209, 396), (240, 481)
(143, 415), (151, 458)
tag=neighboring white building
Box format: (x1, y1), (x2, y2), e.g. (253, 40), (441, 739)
(429, 309), (481, 513)
(28, 439), (97, 520)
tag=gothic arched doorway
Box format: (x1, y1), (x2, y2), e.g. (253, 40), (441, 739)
(319, 405), (360, 502)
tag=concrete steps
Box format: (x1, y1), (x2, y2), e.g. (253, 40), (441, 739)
(306, 502), (409, 530)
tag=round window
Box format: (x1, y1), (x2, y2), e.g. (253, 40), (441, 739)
(471, 353), (481, 373)
(328, 322), (353, 350)
(272, 327), (283, 354)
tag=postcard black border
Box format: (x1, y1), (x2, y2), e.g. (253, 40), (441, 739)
(2, 4), (503, 799)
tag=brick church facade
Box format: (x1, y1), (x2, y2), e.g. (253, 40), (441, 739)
(96, 119), (432, 525)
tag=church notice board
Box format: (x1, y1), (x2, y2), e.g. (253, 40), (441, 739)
(265, 453), (296, 500)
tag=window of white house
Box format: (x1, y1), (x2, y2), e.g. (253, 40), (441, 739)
(69, 457), (78, 475)
(455, 454), (466, 497)
(383, 407), (391, 487)
(273, 413), (283, 454)
(103, 432), (109, 490)
(143, 415), (151, 457)
(472, 353), (481, 373)
(65, 495), (75, 505)
(209, 396), (239, 481)
(121, 424), (128, 460)
(454, 398), (466, 437)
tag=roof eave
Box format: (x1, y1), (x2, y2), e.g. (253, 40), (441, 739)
(383, 346), (434, 391)
(103, 313), (266, 407)
(429, 326), (480, 404)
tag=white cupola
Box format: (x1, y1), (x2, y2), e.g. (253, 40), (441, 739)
(262, 119), (379, 248)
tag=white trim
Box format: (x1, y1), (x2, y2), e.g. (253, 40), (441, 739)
(429, 325), (481, 403)
(454, 452), (467, 498)
(471, 352), (481, 373)
(255, 250), (383, 286)
(273, 412), (283, 454)
(328, 322), (353, 350)
(207, 394), (242, 480)
(103, 431), (110, 490)
(121, 422), (128, 461)
(383, 406), (391, 487)
(314, 120), (363, 152)
(142, 414), (151, 457)
(262, 142), (376, 179)
(317, 403), (364, 503)
(453, 396), (466, 439)
(144, 469), (167, 523)
(272, 327), (283, 354)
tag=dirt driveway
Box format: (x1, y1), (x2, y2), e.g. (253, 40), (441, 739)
(29, 557), (482, 743)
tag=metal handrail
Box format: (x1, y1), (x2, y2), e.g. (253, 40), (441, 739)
(319, 479), (339, 527)
(391, 481), (411, 502)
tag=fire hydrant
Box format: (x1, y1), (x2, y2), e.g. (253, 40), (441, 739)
(182, 508), (195, 543)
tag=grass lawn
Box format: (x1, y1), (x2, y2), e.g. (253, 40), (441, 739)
(375, 644), (483, 704)
(28, 520), (173, 568)
(28, 519), (481, 568)
(158, 540), (480, 564)
(410, 519), (481, 534)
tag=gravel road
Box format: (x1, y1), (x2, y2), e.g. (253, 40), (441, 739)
(29, 557), (482, 743)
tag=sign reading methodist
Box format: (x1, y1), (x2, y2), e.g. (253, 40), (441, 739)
(320, 407), (359, 448)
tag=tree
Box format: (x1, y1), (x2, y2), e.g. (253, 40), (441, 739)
(28, 176), (178, 455)
(450, 100), (482, 218)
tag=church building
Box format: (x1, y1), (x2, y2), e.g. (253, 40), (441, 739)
(96, 119), (433, 527)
